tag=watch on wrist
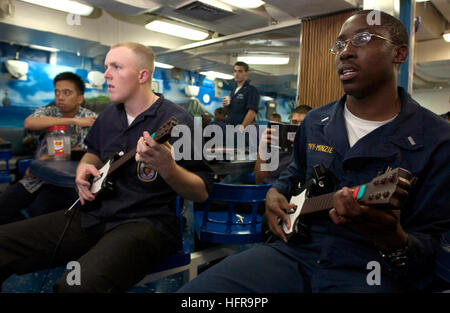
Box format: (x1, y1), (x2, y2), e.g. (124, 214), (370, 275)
(379, 236), (414, 269)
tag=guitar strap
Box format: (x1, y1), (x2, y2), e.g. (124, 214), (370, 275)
(107, 149), (136, 176)
(39, 199), (80, 293)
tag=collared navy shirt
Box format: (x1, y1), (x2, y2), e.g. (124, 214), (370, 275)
(82, 97), (214, 240)
(272, 87), (450, 291)
(262, 151), (292, 184)
(226, 80), (259, 126)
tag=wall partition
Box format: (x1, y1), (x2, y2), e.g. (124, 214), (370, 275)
(298, 10), (356, 108)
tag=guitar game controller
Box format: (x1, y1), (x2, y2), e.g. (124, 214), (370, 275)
(280, 168), (412, 241)
(89, 117), (179, 195)
(153, 117), (178, 144)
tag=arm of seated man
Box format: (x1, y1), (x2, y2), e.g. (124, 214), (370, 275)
(24, 116), (96, 132)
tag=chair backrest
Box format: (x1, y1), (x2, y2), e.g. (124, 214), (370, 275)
(16, 158), (33, 179)
(196, 183), (272, 244)
(208, 182), (271, 203)
(0, 148), (13, 183)
(175, 195), (185, 242)
(146, 195), (190, 274)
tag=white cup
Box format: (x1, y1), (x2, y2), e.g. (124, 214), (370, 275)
(223, 96), (230, 106)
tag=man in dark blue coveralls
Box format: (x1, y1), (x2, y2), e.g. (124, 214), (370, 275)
(223, 61), (259, 130)
(178, 10), (450, 293)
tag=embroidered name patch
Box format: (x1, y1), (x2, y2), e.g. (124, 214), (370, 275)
(137, 162), (157, 182)
(308, 143), (333, 154)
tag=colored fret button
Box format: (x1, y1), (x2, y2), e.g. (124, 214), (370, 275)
(352, 187), (360, 199)
(357, 185), (366, 200)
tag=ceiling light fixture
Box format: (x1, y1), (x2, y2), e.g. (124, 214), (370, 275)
(443, 30), (450, 43)
(238, 54), (289, 65)
(198, 0), (233, 12)
(19, 0), (94, 16)
(200, 71), (234, 80)
(154, 62), (174, 69)
(145, 20), (209, 41)
(220, 0), (265, 9)
(28, 44), (59, 52)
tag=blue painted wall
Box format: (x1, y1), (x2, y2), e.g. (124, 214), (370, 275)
(0, 42), (296, 128)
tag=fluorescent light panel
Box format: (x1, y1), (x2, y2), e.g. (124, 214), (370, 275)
(29, 44), (59, 52)
(238, 55), (289, 65)
(199, 0), (233, 12)
(145, 20), (209, 41)
(154, 62), (174, 69)
(443, 31), (450, 42)
(19, 0), (94, 16)
(220, 0), (265, 9)
(261, 96), (274, 101)
(200, 71), (233, 80)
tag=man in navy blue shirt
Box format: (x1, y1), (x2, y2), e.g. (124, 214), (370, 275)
(223, 61), (259, 129)
(178, 10), (450, 293)
(0, 42), (213, 293)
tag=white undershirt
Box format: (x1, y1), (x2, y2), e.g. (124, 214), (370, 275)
(234, 86), (242, 94)
(344, 104), (397, 148)
(127, 114), (135, 126)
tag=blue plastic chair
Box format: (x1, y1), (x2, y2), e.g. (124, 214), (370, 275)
(194, 183), (272, 244)
(147, 196), (191, 273)
(0, 148), (13, 184)
(16, 158), (33, 179)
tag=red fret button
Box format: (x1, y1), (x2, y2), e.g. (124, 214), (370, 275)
(352, 187), (360, 199)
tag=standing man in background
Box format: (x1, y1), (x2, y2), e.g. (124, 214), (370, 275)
(223, 61), (259, 130)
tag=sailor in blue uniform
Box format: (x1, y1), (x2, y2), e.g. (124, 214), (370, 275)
(178, 10), (450, 293)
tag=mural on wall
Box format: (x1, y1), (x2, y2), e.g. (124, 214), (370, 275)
(0, 45), (296, 128)
(153, 68), (227, 118)
(0, 58), (110, 128)
(155, 68), (297, 123)
(0, 58), (109, 109)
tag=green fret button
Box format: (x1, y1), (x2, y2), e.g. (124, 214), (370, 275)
(357, 185), (366, 200)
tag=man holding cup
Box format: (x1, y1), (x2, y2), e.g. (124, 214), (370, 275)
(223, 61), (259, 129)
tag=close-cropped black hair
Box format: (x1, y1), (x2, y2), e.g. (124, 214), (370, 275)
(53, 72), (86, 95)
(270, 113), (281, 119)
(354, 10), (409, 46)
(234, 61), (250, 72)
(215, 107), (225, 115)
(293, 104), (312, 115)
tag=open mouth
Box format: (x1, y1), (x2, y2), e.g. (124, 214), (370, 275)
(338, 65), (359, 81)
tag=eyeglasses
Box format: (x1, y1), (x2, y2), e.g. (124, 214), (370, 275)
(330, 31), (397, 55)
(54, 89), (74, 97)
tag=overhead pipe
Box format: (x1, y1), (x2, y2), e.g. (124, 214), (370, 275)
(155, 19), (302, 57)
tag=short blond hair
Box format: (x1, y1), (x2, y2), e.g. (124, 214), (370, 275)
(111, 42), (155, 85)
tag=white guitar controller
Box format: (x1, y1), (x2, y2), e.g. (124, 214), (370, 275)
(89, 160), (112, 194)
(282, 189), (307, 235)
